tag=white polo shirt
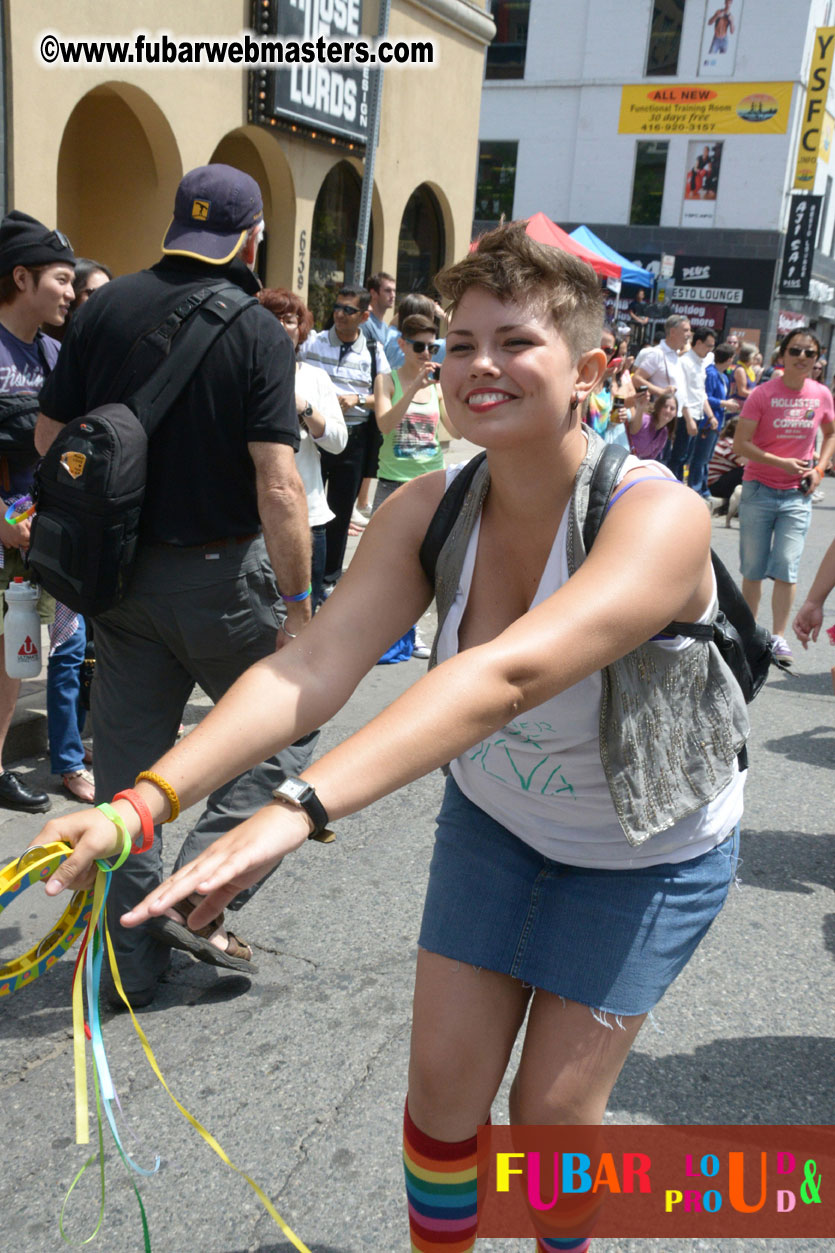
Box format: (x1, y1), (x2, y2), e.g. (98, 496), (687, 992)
(634, 339), (687, 413)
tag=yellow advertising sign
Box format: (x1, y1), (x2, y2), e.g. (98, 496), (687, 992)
(619, 82), (792, 136)
(793, 28), (835, 188)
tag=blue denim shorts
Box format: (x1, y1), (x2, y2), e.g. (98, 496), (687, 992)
(418, 777), (739, 1017)
(738, 479), (812, 583)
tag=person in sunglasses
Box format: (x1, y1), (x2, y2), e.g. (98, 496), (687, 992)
(371, 314), (457, 514)
(733, 326), (835, 663)
(298, 287), (390, 595)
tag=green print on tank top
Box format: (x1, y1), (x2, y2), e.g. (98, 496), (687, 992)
(467, 720), (575, 796)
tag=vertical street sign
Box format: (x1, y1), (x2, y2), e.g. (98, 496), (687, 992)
(793, 27), (835, 189)
(778, 193), (823, 296)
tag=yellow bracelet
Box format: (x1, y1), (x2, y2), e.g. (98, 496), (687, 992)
(135, 770), (180, 824)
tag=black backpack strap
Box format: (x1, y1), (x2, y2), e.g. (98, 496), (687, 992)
(127, 284), (256, 436)
(582, 443), (630, 553)
(418, 451), (487, 585)
(660, 620), (714, 641)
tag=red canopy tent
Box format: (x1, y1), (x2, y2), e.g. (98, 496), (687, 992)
(522, 212), (622, 281)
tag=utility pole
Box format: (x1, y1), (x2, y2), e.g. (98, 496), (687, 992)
(352, 0), (391, 287)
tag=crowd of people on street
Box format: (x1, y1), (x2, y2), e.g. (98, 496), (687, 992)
(1, 165), (834, 1251)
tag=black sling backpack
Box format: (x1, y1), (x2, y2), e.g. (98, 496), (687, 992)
(419, 446), (778, 712)
(28, 282), (255, 618)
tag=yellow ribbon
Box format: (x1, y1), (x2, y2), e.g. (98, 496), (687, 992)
(2, 841), (312, 1253)
(102, 908), (312, 1253)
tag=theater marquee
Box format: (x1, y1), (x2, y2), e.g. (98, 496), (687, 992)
(250, 0), (371, 149)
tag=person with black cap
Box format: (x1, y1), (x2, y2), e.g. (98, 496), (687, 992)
(0, 210), (76, 813)
(34, 164), (314, 1008)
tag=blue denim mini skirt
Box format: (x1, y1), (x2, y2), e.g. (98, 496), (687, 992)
(418, 777), (739, 1017)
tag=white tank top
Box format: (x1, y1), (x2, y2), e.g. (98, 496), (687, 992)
(436, 459), (744, 869)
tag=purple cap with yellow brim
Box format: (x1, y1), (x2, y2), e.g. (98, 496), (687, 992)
(161, 164), (263, 265)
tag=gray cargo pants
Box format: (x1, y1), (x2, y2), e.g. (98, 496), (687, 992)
(92, 535), (317, 991)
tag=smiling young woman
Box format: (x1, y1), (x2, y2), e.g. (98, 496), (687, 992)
(33, 222), (748, 1253)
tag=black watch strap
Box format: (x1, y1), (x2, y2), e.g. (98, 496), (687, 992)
(271, 772), (335, 843)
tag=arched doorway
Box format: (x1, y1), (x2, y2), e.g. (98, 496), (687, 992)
(308, 160), (374, 328)
(396, 185), (445, 296)
(209, 128), (295, 289)
(57, 84), (181, 275)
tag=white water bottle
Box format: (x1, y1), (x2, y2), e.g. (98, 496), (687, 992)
(4, 578), (42, 678)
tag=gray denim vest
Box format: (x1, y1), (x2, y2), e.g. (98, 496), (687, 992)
(429, 428), (749, 847)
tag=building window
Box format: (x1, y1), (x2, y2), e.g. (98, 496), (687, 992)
(485, 0), (530, 80)
(474, 141), (518, 224)
(630, 141), (668, 225)
(397, 185), (446, 295)
(645, 0), (685, 76)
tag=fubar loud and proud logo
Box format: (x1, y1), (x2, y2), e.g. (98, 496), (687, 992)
(477, 1125), (832, 1239)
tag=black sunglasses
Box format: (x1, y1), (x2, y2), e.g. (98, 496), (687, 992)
(786, 346), (818, 358)
(45, 229), (73, 252)
(405, 338), (440, 356)
(333, 302), (362, 316)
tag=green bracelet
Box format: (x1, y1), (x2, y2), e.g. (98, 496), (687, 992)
(94, 802), (132, 873)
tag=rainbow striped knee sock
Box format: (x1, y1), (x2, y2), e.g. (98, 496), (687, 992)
(403, 1098), (479, 1253)
(536, 1238), (591, 1251)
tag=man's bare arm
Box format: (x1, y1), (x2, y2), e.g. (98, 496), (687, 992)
(249, 441), (312, 637)
(35, 413), (64, 456)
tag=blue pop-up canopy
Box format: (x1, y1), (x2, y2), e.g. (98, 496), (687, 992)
(569, 226), (654, 288)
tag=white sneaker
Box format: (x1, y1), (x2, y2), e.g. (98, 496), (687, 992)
(770, 633), (793, 664)
(811, 489), (825, 502)
(412, 634), (432, 659)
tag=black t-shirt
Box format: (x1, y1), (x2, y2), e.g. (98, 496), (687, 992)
(628, 299), (649, 319)
(39, 256), (299, 545)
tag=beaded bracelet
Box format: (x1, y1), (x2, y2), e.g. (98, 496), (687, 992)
(94, 803), (133, 871)
(279, 583), (312, 603)
(134, 770), (180, 824)
(112, 788), (155, 854)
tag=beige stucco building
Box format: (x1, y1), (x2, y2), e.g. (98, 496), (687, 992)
(2, 0), (493, 315)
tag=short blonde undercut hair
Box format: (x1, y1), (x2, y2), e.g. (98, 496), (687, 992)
(435, 221), (605, 363)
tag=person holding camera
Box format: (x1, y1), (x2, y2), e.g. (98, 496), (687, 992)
(371, 313), (457, 514)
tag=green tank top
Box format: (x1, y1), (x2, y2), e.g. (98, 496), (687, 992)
(377, 370), (444, 482)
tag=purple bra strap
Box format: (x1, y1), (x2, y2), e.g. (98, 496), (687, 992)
(605, 475), (683, 513)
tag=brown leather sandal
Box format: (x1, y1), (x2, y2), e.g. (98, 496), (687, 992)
(148, 896), (257, 973)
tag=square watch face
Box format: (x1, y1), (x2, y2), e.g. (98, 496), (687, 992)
(280, 778), (308, 803)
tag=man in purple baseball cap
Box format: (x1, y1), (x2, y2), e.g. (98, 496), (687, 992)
(35, 164), (315, 1008)
(162, 164), (264, 264)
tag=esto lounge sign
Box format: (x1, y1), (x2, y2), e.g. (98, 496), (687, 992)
(255, 0), (371, 146)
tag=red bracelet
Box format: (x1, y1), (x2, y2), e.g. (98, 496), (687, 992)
(112, 788), (155, 854)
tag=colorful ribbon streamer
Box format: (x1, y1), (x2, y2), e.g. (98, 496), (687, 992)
(1, 841), (312, 1253)
(0, 843), (92, 996)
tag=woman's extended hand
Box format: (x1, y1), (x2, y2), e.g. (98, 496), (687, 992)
(793, 599), (824, 648)
(38, 806), (141, 895)
(120, 803), (313, 931)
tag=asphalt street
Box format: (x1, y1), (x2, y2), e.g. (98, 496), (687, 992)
(1, 454), (834, 1253)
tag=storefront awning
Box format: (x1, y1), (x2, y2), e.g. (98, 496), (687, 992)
(524, 212), (621, 281)
(569, 226), (654, 288)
